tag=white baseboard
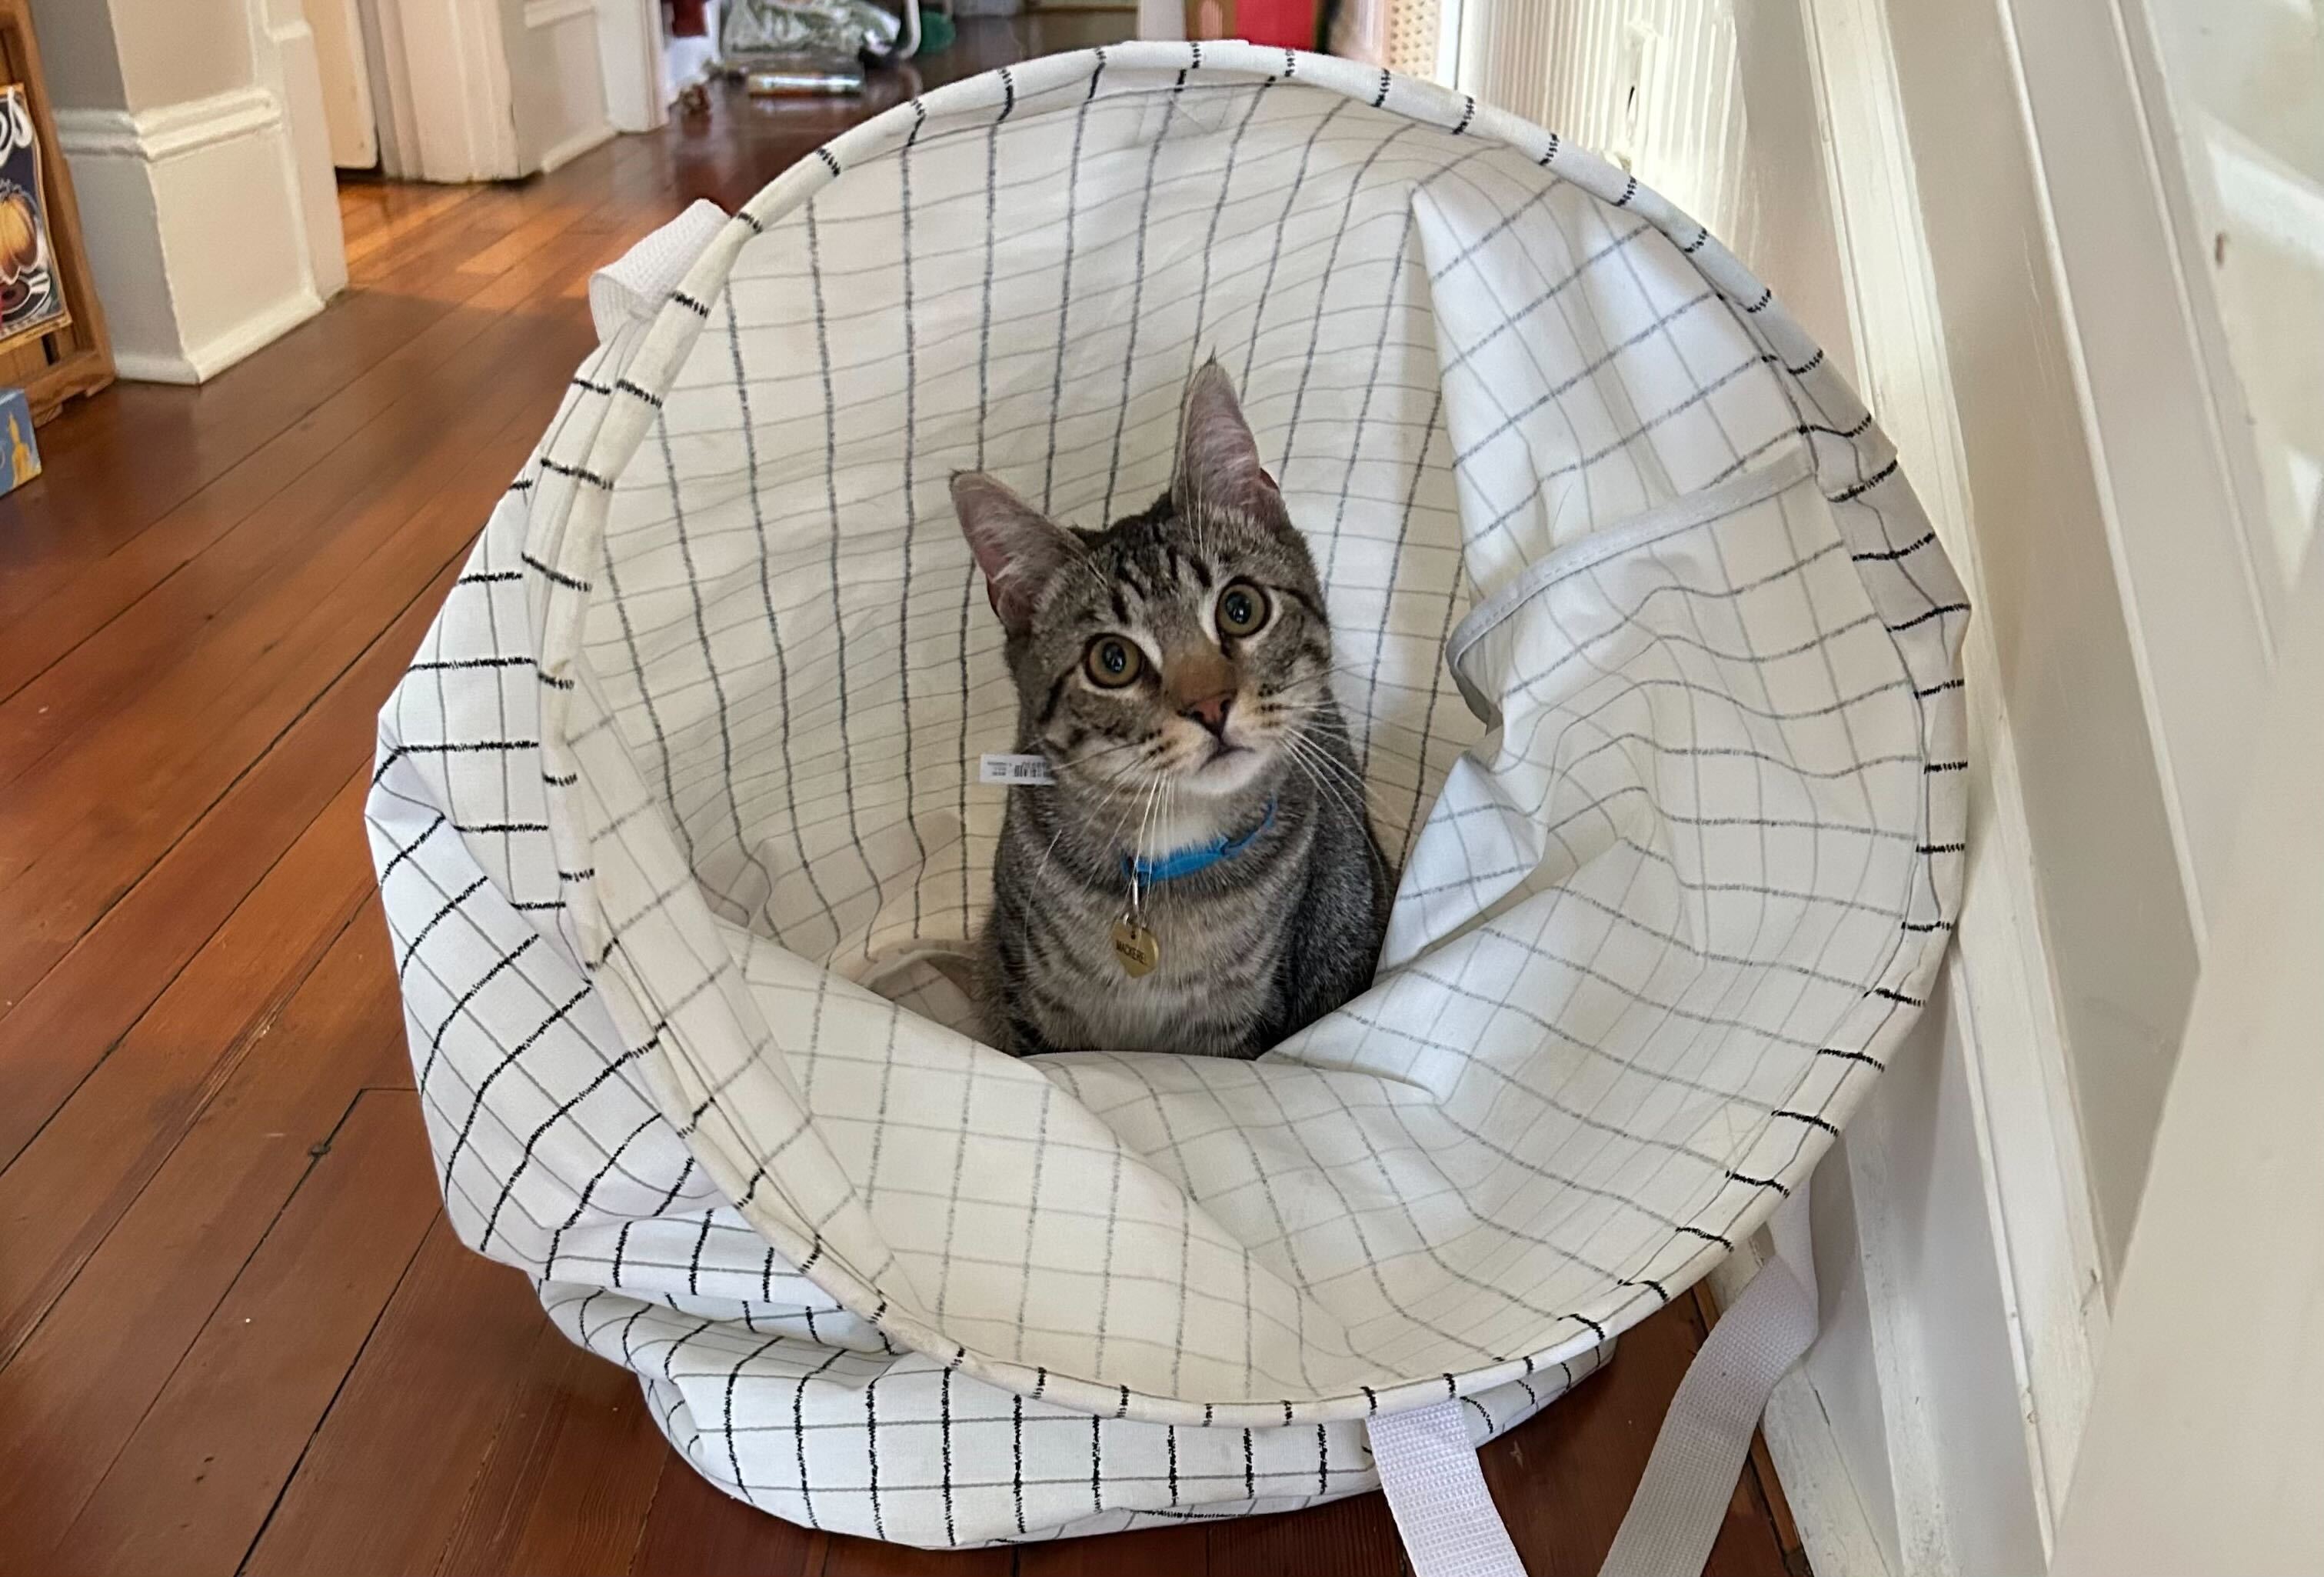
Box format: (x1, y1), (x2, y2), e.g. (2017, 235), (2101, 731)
(111, 287), (327, 385)
(54, 87), (326, 384)
(1763, 1369), (1896, 1577)
(538, 120), (618, 175)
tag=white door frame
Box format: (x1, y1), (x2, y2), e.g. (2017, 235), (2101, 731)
(364, 0), (651, 179)
(1991, 0), (2276, 951)
(2049, 542), (2324, 1576)
(304, 0), (382, 167)
(597, 0), (669, 135)
(249, 0), (352, 298)
(1796, 0), (2114, 1549)
(365, 0), (524, 180)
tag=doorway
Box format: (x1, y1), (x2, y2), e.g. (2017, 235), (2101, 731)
(295, 0), (669, 182)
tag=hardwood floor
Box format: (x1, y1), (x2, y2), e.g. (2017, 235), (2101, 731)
(0, 22), (1806, 1576)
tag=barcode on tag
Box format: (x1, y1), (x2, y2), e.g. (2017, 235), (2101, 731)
(979, 753), (1056, 786)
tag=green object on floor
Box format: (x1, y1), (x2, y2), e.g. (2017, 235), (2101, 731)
(918, 8), (954, 51)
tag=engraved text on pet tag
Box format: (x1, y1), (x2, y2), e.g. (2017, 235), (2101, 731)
(1110, 914), (1160, 978)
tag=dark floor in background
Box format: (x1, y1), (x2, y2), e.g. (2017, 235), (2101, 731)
(0, 19), (1803, 1575)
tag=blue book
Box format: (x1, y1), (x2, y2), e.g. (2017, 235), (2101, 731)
(0, 386), (40, 495)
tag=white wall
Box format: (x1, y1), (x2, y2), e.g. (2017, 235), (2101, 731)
(253, 0), (351, 299)
(108, 0), (259, 108)
(32, 0), (343, 382)
(25, 0), (132, 111)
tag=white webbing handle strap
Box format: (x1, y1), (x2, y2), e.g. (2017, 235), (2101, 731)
(1370, 1179), (1818, 1577)
(587, 198), (734, 343)
(1370, 1399), (1529, 1577)
(1598, 1179), (1818, 1577)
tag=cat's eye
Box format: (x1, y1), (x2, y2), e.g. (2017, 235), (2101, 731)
(1216, 581), (1270, 638)
(1084, 635), (1144, 688)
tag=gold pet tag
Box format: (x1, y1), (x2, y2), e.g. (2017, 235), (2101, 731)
(1110, 915), (1160, 978)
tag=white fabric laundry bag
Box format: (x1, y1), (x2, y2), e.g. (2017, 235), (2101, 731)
(368, 42), (1966, 1566)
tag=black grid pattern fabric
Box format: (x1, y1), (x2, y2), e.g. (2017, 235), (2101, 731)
(367, 42), (1967, 1549)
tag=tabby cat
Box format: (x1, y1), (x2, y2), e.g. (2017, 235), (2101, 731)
(953, 361), (1393, 1059)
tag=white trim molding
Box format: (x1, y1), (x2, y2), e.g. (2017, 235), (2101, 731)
(52, 88), (285, 163)
(1798, 0), (2108, 1549)
(52, 85), (325, 385)
(1993, 0), (2276, 948)
(248, 0), (351, 301)
(538, 120), (618, 174)
(110, 289), (325, 385)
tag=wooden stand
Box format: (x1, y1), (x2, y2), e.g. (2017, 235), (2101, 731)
(0, 0), (112, 423)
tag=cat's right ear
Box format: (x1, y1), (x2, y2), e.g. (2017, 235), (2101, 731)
(951, 472), (1081, 636)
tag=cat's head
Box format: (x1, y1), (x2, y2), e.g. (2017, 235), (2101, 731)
(952, 361), (1334, 808)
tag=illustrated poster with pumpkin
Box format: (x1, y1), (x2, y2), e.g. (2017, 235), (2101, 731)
(0, 84), (67, 353)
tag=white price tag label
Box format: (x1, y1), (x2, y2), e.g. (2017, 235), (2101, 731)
(978, 753), (1055, 786)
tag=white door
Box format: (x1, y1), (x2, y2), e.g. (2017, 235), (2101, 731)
(2048, 540), (2324, 1576)
(361, 0), (651, 179)
(497, 0), (618, 174)
(305, 0), (381, 167)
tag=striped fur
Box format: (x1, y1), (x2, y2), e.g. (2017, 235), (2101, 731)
(955, 362), (1394, 1058)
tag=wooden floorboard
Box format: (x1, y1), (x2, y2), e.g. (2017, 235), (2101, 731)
(0, 775), (378, 1365)
(0, 899), (410, 1557)
(52, 1091), (440, 1577)
(430, 1327), (673, 1577)
(0, 567), (451, 1169)
(0, 22), (1806, 1576)
(630, 1447), (832, 1576)
(235, 1222), (556, 1577)
(0, 375), (571, 1005)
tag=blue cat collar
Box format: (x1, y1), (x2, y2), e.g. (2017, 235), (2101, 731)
(1125, 799), (1277, 886)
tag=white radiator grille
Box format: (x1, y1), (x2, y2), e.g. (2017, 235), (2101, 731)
(1454, 0), (1753, 258)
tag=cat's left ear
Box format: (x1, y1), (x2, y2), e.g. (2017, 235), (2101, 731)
(951, 471), (1083, 635)
(1172, 358), (1282, 520)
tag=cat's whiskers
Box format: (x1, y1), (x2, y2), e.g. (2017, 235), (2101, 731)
(1104, 770), (1161, 869)
(1278, 732), (1369, 824)
(1030, 819), (1074, 891)
(1061, 732), (1178, 802)
(1134, 773), (1162, 865)
(1057, 732), (1155, 778)
(1287, 722), (1403, 875)
(1277, 725), (1385, 830)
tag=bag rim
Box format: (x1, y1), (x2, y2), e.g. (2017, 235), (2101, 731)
(498, 42), (1965, 1430)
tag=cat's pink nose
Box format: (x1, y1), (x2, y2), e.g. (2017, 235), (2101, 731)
(1181, 692), (1234, 736)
